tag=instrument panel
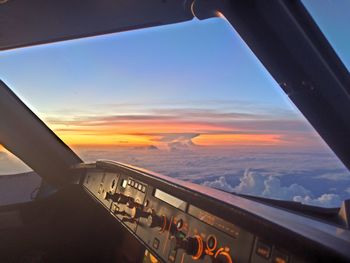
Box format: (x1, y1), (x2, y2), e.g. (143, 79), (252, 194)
(82, 165), (305, 263)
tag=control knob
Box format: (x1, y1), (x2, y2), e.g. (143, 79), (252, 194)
(105, 192), (120, 202)
(174, 235), (204, 260)
(117, 193), (134, 204)
(105, 192), (134, 205)
(146, 210), (168, 232)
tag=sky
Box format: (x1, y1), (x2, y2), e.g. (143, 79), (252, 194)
(1, 1), (348, 151)
(0, 17), (319, 150)
(0, 1), (350, 207)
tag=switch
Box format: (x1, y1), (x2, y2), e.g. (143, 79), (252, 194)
(175, 218), (184, 230)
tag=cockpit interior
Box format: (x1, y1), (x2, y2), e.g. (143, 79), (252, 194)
(1, 1), (350, 262)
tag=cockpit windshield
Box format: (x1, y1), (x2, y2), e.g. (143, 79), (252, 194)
(0, 146), (31, 175)
(0, 146), (40, 206)
(302, 0), (350, 71)
(1, 16), (349, 208)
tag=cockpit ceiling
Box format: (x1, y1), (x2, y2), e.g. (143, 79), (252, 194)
(0, 0), (196, 51)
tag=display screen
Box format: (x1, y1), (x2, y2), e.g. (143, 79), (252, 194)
(153, 189), (187, 211)
(188, 205), (239, 238)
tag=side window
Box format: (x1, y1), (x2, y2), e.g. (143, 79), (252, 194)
(0, 145), (41, 206)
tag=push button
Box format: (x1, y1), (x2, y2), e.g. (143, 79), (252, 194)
(256, 240), (271, 259)
(153, 238), (160, 249)
(273, 250), (289, 263)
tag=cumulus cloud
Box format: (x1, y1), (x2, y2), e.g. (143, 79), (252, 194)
(202, 176), (235, 193)
(159, 133), (199, 151)
(293, 194), (342, 208)
(202, 169), (343, 207)
(233, 169), (311, 200)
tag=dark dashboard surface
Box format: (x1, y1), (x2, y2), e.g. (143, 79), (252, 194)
(80, 161), (350, 263)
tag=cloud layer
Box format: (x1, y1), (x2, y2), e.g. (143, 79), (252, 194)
(75, 146), (350, 208)
(2, 139), (349, 208)
(0, 149), (32, 175)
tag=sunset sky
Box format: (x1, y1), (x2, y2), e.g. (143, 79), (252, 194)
(0, 1), (350, 207)
(0, 0), (349, 151)
(0, 17), (316, 150)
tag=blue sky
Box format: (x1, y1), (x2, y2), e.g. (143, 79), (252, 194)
(0, 1), (348, 118)
(0, 18), (292, 114)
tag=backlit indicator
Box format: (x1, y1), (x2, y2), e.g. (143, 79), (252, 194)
(256, 240), (271, 259)
(273, 250), (289, 263)
(153, 189), (187, 211)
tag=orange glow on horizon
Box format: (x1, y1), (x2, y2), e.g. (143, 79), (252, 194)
(59, 133), (157, 147)
(46, 116), (307, 149)
(53, 125), (284, 148)
(50, 120), (231, 135)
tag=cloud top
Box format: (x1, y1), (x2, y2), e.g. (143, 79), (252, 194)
(203, 169), (344, 208)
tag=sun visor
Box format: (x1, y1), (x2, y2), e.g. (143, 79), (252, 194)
(0, 0), (195, 51)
